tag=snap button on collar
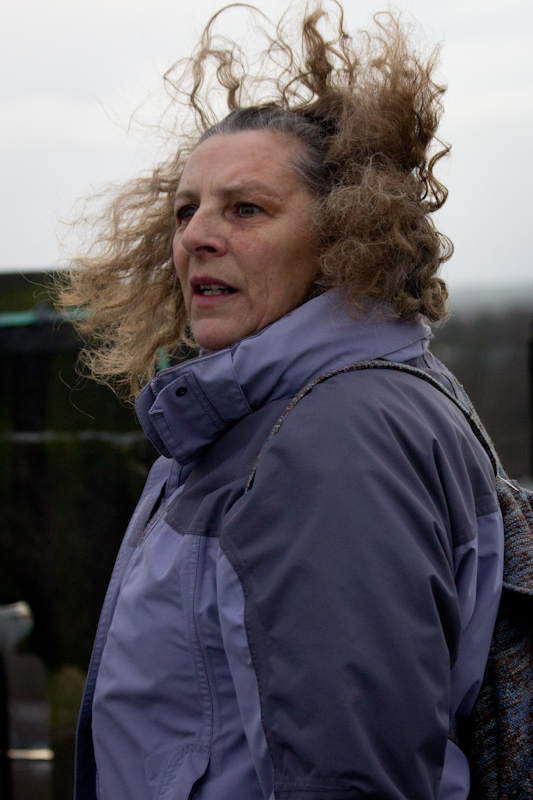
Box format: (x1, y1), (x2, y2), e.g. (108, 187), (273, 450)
(175, 387), (187, 397)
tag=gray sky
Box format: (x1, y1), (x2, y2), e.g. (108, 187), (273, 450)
(1, 0), (532, 295)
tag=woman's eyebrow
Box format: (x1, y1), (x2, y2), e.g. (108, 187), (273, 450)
(174, 188), (197, 204)
(174, 181), (283, 205)
(221, 181), (283, 201)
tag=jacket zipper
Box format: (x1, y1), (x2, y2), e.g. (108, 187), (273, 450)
(137, 500), (167, 546)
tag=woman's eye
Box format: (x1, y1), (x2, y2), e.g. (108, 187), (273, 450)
(176, 205), (197, 223)
(237, 203), (261, 216)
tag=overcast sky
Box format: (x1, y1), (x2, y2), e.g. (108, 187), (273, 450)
(1, 0), (532, 296)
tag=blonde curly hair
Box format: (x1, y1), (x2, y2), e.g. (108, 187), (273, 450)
(57, 1), (452, 398)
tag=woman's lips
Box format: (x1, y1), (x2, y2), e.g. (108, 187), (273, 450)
(194, 283), (237, 296)
(190, 280), (239, 307)
(190, 277), (239, 305)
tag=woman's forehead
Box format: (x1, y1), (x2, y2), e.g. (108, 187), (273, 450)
(177, 130), (303, 193)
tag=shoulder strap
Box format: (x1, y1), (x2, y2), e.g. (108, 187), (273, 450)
(247, 358), (533, 596)
(246, 359), (510, 491)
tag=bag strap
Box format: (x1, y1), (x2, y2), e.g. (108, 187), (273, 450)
(246, 360), (516, 492)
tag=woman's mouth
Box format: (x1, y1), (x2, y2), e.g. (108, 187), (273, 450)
(195, 284), (238, 296)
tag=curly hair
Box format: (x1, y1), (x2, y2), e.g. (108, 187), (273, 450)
(57, 1), (452, 398)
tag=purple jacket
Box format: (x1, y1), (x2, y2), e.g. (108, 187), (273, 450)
(75, 290), (503, 800)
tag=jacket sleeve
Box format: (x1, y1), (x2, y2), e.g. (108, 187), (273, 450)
(219, 370), (495, 800)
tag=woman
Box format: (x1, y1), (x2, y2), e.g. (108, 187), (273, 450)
(63, 5), (504, 799)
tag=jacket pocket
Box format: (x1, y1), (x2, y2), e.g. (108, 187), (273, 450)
(145, 743), (210, 800)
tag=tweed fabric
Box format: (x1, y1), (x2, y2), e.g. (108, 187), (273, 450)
(467, 481), (533, 800)
(247, 360), (533, 799)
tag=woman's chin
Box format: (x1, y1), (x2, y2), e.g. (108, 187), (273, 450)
(192, 322), (249, 352)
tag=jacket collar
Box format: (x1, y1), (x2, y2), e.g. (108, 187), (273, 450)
(136, 289), (431, 464)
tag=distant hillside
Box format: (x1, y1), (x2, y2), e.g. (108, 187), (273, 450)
(447, 282), (533, 313)
(2, 271), (532, 314)
(431, 306), (532, 478)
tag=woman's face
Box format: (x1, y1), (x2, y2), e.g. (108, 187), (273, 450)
(173, 129), (321, 351)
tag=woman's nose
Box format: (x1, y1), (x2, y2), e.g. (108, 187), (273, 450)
(180, 210), (227, 257)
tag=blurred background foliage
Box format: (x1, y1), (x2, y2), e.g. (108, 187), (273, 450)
(0, 272), (158, 799)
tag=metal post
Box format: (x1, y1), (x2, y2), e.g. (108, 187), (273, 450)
(0, 603), (33, 800)
(0, 650), (12, 800)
